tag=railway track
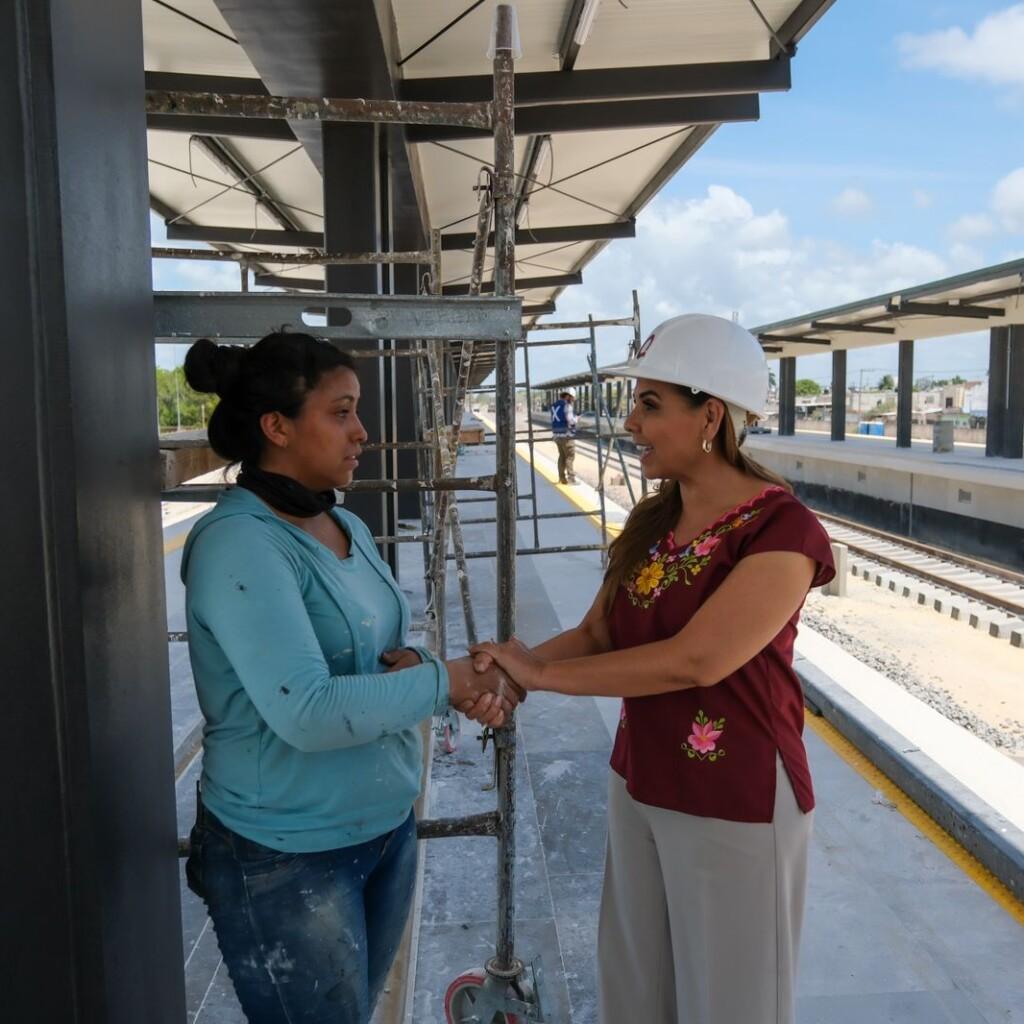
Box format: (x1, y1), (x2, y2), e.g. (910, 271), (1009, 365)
(565, 430), (1024, 642)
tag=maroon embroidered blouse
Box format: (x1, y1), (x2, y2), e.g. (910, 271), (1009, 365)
(608, 485), (835, 823)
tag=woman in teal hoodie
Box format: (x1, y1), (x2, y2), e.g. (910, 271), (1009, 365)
(181, 332), (515, 1023)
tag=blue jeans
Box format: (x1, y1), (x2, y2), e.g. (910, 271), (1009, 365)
(186, 802), (418, 1023)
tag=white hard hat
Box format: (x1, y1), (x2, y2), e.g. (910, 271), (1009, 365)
(560, 386), (576, 398)
(605, 313), (769, 417)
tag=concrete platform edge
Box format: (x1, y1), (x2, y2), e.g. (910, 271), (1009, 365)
(796, 657), (1024, 900)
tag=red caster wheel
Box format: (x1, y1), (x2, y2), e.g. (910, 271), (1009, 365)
(443, 721), (458, 754)
(444, 969), (520, 1024)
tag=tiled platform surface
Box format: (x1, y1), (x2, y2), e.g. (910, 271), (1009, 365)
(167, 442), (1024, 1023)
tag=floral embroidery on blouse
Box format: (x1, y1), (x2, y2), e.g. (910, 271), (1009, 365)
(624, 489), (781, 609)
(684, 710), (726, 762)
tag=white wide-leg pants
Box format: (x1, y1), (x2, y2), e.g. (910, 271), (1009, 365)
(597, 757), (812, 1024)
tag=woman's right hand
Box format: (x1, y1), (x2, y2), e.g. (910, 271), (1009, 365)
(446, 656), (525, 729)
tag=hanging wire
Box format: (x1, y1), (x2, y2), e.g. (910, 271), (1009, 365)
(150, 0), (239, 45)
(433, 127), (687, 231)
(398, 0), (488, 66)
(744, 0), (790, 54)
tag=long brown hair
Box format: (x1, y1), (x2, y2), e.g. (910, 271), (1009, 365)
(600, 387), (790, 611)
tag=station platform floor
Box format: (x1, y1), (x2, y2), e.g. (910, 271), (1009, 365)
(745, 430), (1024, 490)
(165, 441), (1024, 1023)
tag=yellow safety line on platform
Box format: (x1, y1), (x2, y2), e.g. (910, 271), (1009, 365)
(806, 713), (1024, 926)
(164, 532), (187, 557)
(511, 437), (624, 540)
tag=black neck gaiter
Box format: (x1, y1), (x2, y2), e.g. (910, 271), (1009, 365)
(236, 464), (337, 518)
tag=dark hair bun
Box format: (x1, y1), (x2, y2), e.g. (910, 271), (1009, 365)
(184, 338), (244, 398)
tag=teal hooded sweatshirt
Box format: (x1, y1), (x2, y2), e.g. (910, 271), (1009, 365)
(180, 486), (450, 852)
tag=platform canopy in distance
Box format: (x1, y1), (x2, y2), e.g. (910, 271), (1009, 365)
(145, 0), (836, 385)
(752, 257), (1024, 359)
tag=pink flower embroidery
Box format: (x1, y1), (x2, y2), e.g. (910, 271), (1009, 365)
(688, 719), (722, 753)
(692, 534), (721, 557)
(684, 710), (727, 762)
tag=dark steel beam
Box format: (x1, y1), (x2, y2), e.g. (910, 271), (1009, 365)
(760, 334), (831, 346)
(406, 94), (760, 142)
(253, 273), (323, 290)
(145, 70), (268, 95)
(887, 300), (1005, 319)
(401, 57), (792, 105)
(442, 271), (581, 296)
(812, 320), (895, 335)
(441, 219), (635, 250)
(165, 223), (325, 248)
(146, 113), (296, 140)
(523, 301), (556, 317)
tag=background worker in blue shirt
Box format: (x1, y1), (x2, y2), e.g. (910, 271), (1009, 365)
(551, 387), (578, 484)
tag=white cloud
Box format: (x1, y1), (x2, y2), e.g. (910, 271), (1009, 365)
(898, 5), (1024, 86)
(948, 213), (995, 241)
(831, 187), (873, 217)
(992, 167), (1024, 231)
(519, 185), (953, 383)
(912, 189), (933, 208)
(948, 242), (985, 269)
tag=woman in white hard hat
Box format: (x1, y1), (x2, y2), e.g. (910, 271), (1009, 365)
(468, 314), (835, 1024)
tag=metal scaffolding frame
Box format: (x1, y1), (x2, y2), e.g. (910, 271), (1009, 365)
(153, 8), (559, 1018)
(153, 10), (650, 1016)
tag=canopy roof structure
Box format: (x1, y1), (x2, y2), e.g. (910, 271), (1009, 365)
(752, 257), (1024, 359)
(146, 0), (836, 386)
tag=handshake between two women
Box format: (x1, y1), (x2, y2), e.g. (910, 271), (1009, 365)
(382, 637), (542, 730)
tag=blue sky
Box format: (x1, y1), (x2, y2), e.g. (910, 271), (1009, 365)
(155, 1), (1024, 388)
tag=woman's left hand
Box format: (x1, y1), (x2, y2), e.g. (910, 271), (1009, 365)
(469, 636), (546, 691)
(381, 648), (422, 673)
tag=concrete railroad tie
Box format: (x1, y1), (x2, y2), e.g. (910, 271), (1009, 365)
(847, 558), (1024, 644)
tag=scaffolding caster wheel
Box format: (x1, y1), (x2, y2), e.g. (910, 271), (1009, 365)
(443, 721), (457, 754)
(444, 959), (545, 1023)
(435, 708), (461, 754)
(444, 970), (520, 1024)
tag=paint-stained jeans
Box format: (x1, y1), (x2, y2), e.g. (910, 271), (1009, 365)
(186, 801), (417, 1023)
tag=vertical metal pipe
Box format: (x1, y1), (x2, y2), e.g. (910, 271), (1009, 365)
(589, 316), (608, 560)
(491, 2), (519, 975)
(522, 334), (541, 549)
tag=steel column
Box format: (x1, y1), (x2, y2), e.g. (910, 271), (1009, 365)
(830, 349), (846, 441)
(778, 356), (797, 436)
(2, 0), (184, 1017)
(323, 123), (393, 566)
(987, 327), (1008, 457)
(897, 339), (914, 449)
(1004, 325), (1024, 459)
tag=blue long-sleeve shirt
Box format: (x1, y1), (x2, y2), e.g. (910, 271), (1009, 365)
(181, 486), (449, 852)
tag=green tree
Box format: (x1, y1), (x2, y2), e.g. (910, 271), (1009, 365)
(795, 378), (821, 396)
(951, 374), (965, 385)
(156, 367), (216, 431)
(877, 374), (895, 390)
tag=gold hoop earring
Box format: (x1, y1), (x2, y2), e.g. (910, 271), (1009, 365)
(701, 438), (712, 454)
